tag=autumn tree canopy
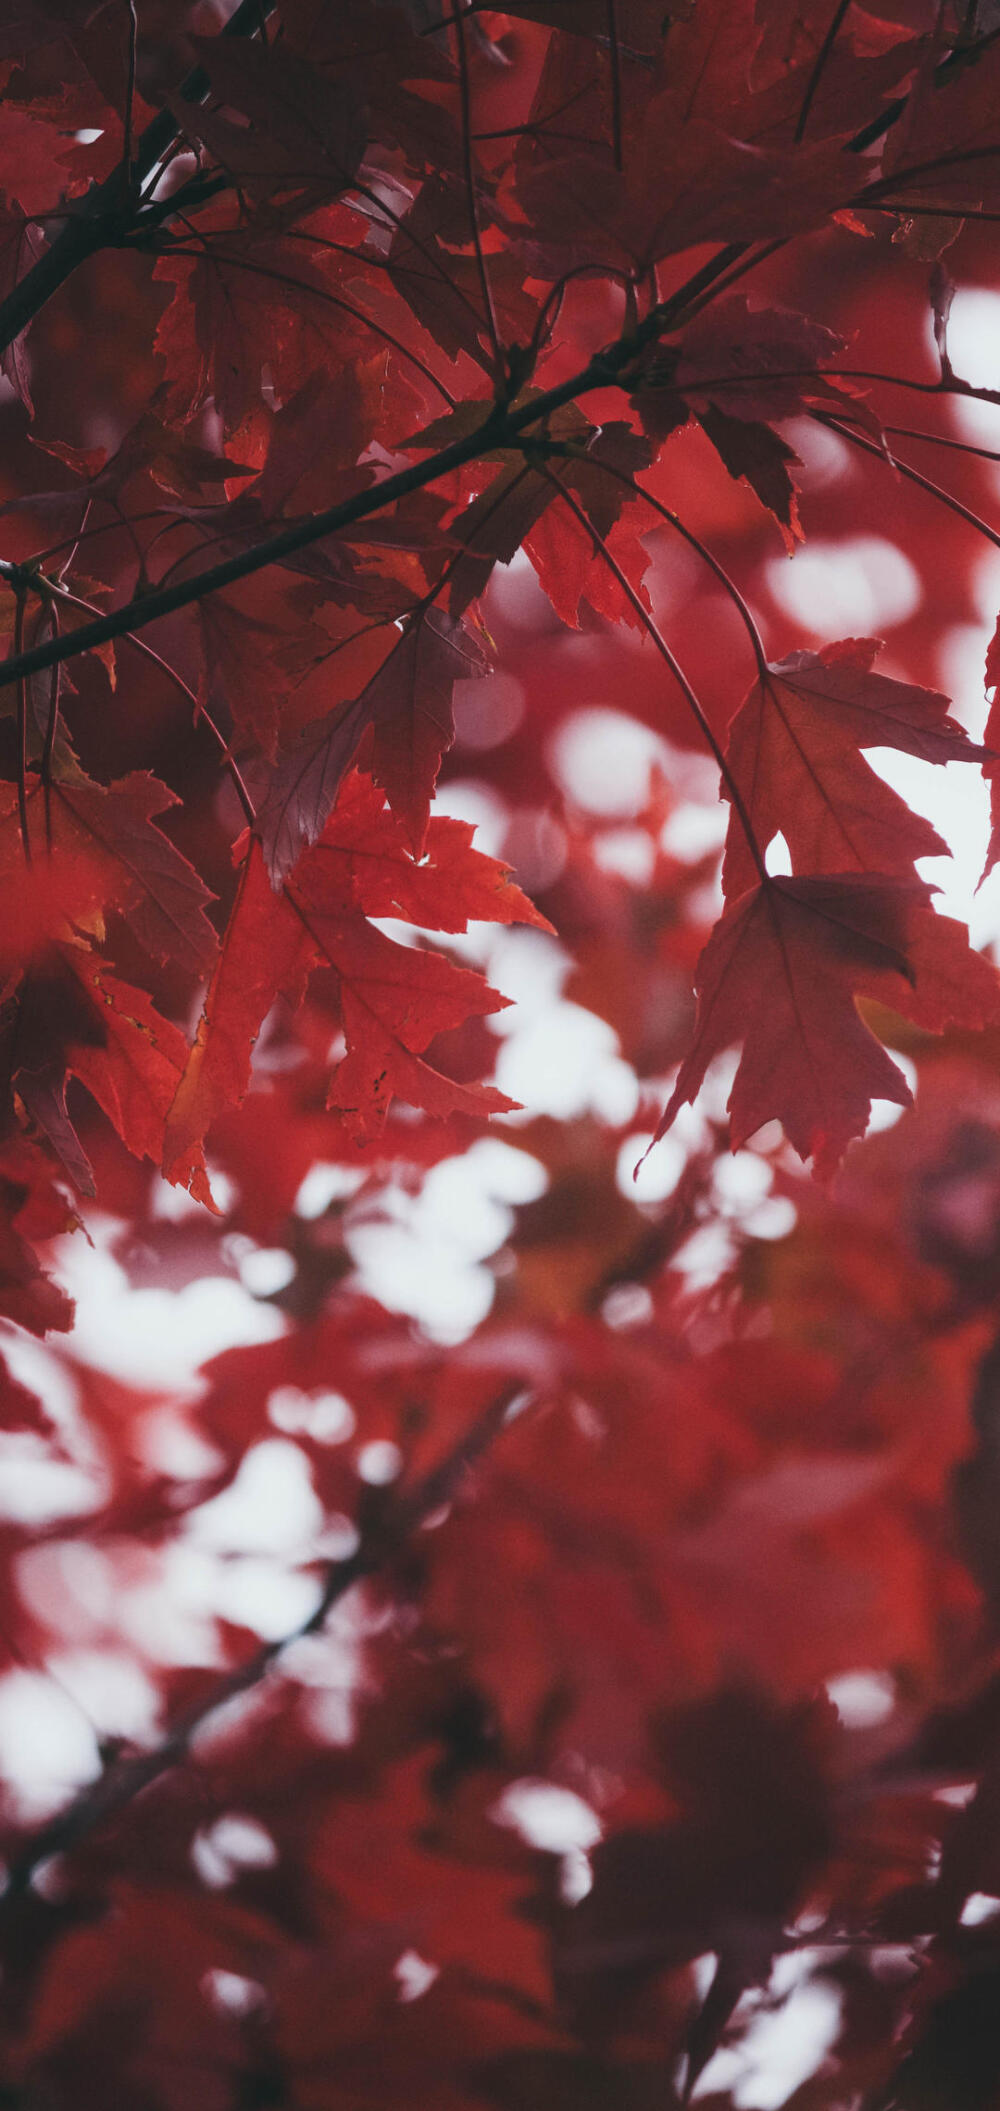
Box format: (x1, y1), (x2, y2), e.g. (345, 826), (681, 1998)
(5, 0), (1000, 2104)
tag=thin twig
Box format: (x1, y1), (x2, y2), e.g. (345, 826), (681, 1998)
(552, 446), (769, 678)
(869, 421), (1000, 462)
(0, 246), (778, 697)
(606, 0), (624, 170)
(794, 0), (854, 143)
(814, 409), (1000, 553)
(451, 0), (502, 371)
(541, 466), (768, 880)
(667, 238), (789, 327)
(162, 244), (458, 407)
(44, 575), (257, 826)
(847, 19), (1000, 155)
(40, 604), (60, 849)
(0, 0), (277, 356)
(121, 0), (139, 201)
(29, 508), (172, 572)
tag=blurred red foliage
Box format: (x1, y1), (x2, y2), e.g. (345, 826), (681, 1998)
(3, 4), (1000, 2106)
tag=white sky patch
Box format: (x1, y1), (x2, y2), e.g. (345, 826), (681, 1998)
(268, 1387), (356, 1444)
(45, 1650), (160, 1744)
(347, 1215), (496, 1340)
(202, 1969), (266, 2018)
(694, 1952), (842, 2108)
(961, 1893), (1000, 1927)
(345, 1139), (550, 1340)
(182, 1545), (321, 1644)
(764, 830), (792, 877)
(744, 1194), (797, 1240)
(294, 1163), (368, 1219)
(187, 1440), (324, 1558)
(619, 1129), (685, 1202)
(0, 1442), (102, 1526)
(713, 1151), (773, 1211)
(429, 776), (509, 856)
(826, 1669), (896, 1729)
(193, 1814), (278, 1891)
(932, 286), (1000, 455)
(661, 798), (729, 862)
(0, 1672), (101, 1818)
(486, 926), (570, 1033)
(51, 1218), (286, 1389)
(550, 707), (673, 816)
(357, 1439), (403, 1486)
(867, 748), (993, 941)
(238, 1247), (297, 1297)
(486, 543), (558, 630)
(493, 1784), (601, 1914)
(592, 825), (657, 884)
(767, 537), (920, 635)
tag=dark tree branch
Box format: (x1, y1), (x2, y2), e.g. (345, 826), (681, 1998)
(0, 246), (755, 697)
(0, 0), (276, 357)
(0, 1), (997, 372)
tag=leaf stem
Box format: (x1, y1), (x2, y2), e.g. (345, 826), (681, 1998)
(794, 0), (853, 143)
(557, 447), (770, 678)
(541, 466), (768, 882)
(39, 603), (60, 850)
(44, 575), (257, 826)
(606, 0), (624, 170)
(121, 0), (139, 202)
(451, 0), (502, 372)
(814, 409), (1000, 553)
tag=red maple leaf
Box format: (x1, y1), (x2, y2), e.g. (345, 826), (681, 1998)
(722, 639), (988, 898)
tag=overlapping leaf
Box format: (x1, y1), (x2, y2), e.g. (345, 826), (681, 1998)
(169, 39), (367, 210)
(257, 608), (489, 879)
(168, 773), (541, 1189)
(518, 93), (856, 276)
